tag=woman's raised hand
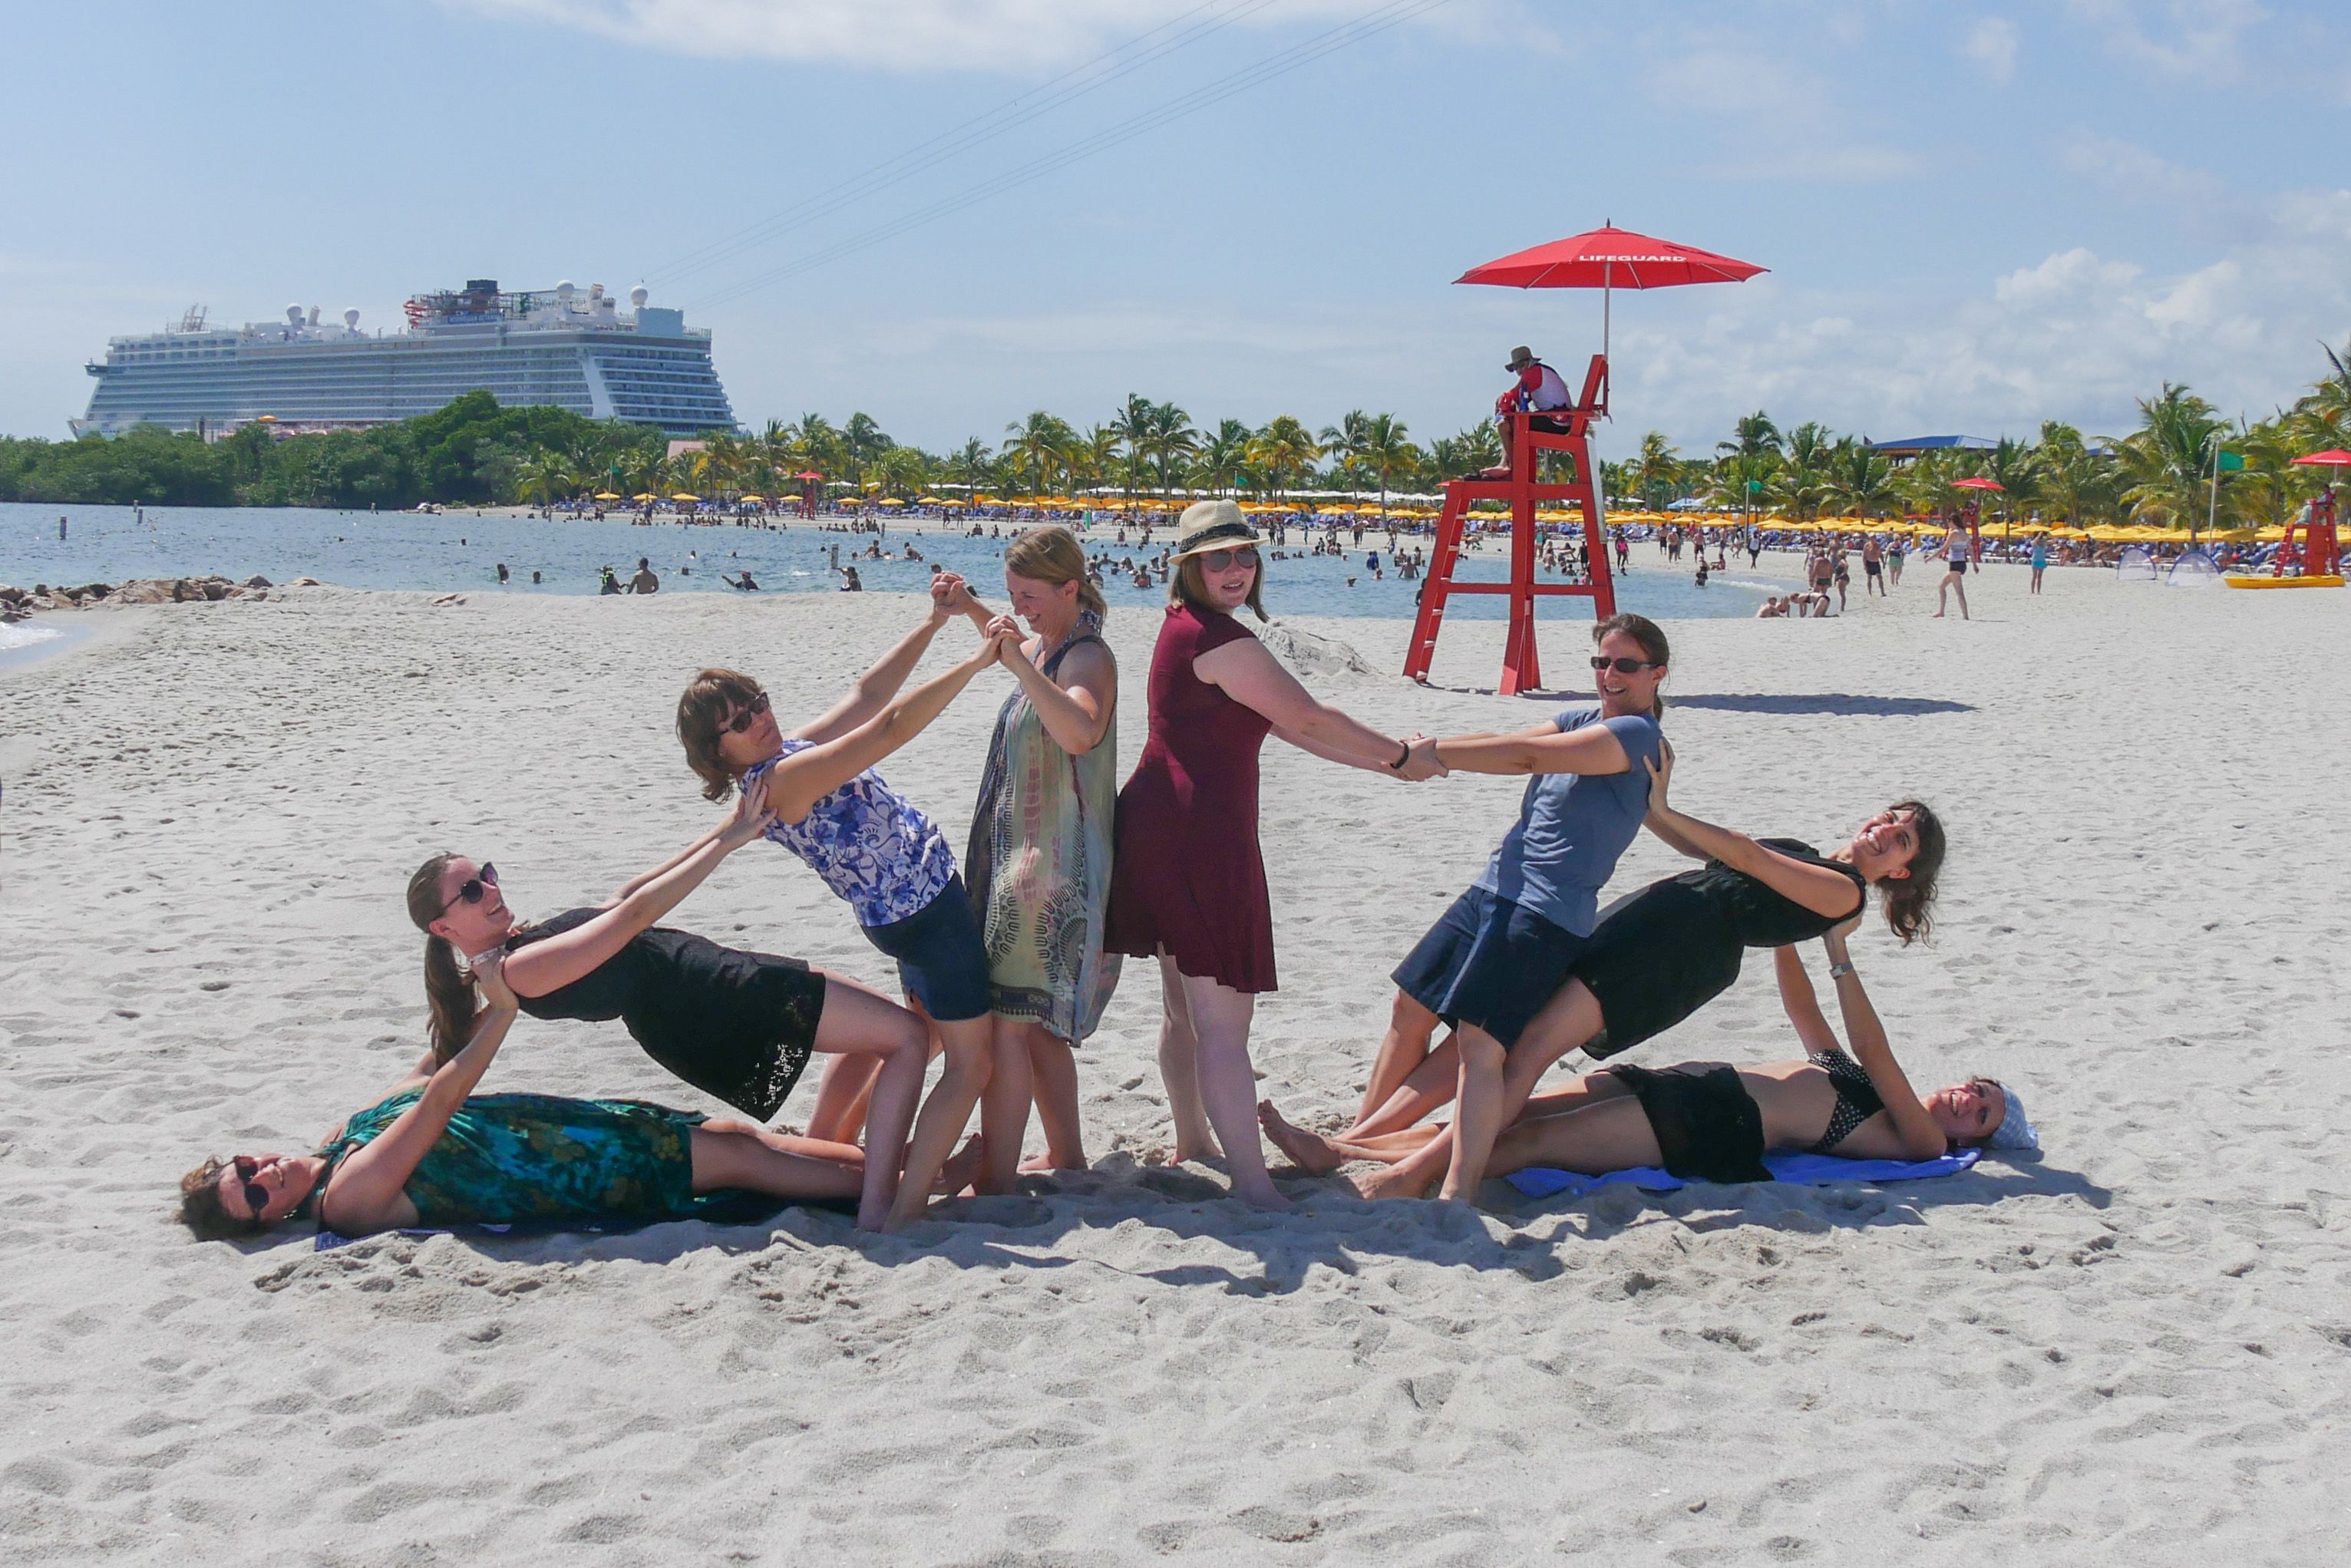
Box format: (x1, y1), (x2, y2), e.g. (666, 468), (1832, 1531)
(471, 949), (517, 1012)
(1643, 740), (1676, 814)
(1823, 912), (1864, 953)
(928, 571), (968, 623)
(720, 768), (778, 847)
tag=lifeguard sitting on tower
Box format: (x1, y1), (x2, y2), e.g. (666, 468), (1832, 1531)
(1477, 346), (1577, 479)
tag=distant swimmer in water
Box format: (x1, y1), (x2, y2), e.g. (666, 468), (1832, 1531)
(839, 566), (863, 592)
(629, 558), (660, 595)
(496, 563), (510, 585)
(532, 570), (543, 585)
(728, 569), (760, 591)
(599, 566), (622, 595)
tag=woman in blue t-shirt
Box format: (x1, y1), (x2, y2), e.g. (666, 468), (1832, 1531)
(1276, 614), (1670, 1202)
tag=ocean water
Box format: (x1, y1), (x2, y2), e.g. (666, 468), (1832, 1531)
(0, 503), (1772, 622)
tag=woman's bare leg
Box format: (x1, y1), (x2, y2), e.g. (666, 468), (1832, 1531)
(1346, 1034), (1464, 1139)
(805, 1053), (880, 1144)
(1485, 1097), (1663, 1180)
(1259, 1099), (1441, 1172)
(976, 1013), (1034, 1196)
(807, 972), (929, 1230)
(1022, 1028), (1087, 1171)
(1355, 989), (1441, 1126)
(885, 1013), (995, 1230)
(1154, 954), (1218, 1161)
(1177, 971), (1286, 1208)
(688, 1124), (864, 1202)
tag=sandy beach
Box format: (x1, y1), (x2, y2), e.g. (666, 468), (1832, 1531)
(2, 565), (2346, 1563)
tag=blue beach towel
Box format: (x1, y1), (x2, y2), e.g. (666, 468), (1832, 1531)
(1504, 1147), (1979, 1200)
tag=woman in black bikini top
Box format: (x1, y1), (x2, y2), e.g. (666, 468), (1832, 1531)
(1264, 919), (2034, 1190)
(1347, 746), (1948, 1202)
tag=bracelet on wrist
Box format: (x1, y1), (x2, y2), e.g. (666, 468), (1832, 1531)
(1391, 738), (1412, 770)
(1828, 960), (1855, 979)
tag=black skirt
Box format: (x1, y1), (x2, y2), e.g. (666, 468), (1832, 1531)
(1606, 1061), (1771, 1184)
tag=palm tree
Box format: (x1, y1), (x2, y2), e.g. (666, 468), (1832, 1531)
(840, 412), (893, 487)
(1001, 411), (1074, 497)
(1357, 413), (1418, 511)
(1246, 415), (1323, 503)
(1718, 410), (1782, 461)
(2033, 421), (2118, 528)
(1321, 410), (1372, 490)
(1823, 438), (1897, 520)
(874, 445), (931, 500)
(948, 437), (992, 497)
(2119, 383), (2226, 530)
(794, 413), (844, 482)
(1108, 394), (1154, 506)
(513, 451), (576, 507)
(1197, 418), (1253, 495)
(1142, 400), (1198, 498)
(1630, 431), (1681, 509)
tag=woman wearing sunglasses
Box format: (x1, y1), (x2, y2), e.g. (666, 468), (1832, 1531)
(1104, 500), (1433, 1209)
(178, 955), (875, 1241)
(1342, 751), (1947, 1202)
(675, 576), (1015, 1230)
(1267, 614), (1671, 1203)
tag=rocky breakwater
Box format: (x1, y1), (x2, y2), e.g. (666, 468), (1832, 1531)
(0, 574), (319, 621)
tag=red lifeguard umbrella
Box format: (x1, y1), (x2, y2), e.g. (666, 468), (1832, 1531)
(1952, 477), (2004, 491)
(1455, 224), (1767, 361)
(2290, 450), (2351, 467)
(795, 470), (825, 481)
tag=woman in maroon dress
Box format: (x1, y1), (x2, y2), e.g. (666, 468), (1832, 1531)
(1106, 500), (1438, 1207)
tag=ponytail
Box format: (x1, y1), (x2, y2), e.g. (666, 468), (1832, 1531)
(407, 853), (480, 1065)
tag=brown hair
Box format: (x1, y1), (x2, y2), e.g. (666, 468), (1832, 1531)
(178, 1157), (266, 1239)
(1875, 798), (1946, 946)
(1006, 526), (1107, 622)
(1593, 612), (1669, 718)
(407, 852), (480, 1065)
(676, 667), (768, 801)
(1171, 552), (1266, 622)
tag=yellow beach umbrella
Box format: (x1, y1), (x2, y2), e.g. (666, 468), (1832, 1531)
(631, 492), (659, 501)
(593, 490), (623, 500)
(738, 494), (765, 503)
(669, 492), (701, 502)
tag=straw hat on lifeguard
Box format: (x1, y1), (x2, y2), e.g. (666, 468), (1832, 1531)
(1506, 345), (1537, 372)
(1170, 499), (1266, 560)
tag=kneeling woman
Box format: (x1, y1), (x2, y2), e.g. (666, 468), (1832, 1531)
(180, 959), (870, 1241)
(1349, 750), (1946, 1200)
(1264, 922), (2033, 1192)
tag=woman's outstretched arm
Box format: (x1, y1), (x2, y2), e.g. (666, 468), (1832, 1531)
(1639, 751), (1865, 921)
(1772, 945), (1840, 1056)
(765, 635), (1005, 824)
(1821, 922), (1944, 1160)
(1195, 636), (1411, 772)
(988, 613), (1114, 755)
(501, 780), (774, 999)
(1426, 718), (1635, 778)
(319, 960), (520, 1233)
(791, 584), (962, 745)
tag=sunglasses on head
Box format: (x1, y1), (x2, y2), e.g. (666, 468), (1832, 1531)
(721, 692), (772, 734)
(1198, 546), (1260, 573)
(1590, 655), (1663, 675)
(441, 862), (498, 913)
(231, 1156), (271, 1221)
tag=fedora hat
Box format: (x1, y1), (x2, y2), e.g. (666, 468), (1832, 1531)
(1505, 345), (1537, 371)
(1170, 499), (1266, 560)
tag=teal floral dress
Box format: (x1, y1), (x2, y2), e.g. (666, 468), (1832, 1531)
(317, 1089), (715, 1226)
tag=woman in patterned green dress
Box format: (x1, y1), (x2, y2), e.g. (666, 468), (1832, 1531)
(177, 957), (867, 1240)
(950, 528), (1121, 1194)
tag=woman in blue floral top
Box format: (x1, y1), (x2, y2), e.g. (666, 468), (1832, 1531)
(677, 574), (1009, 1230)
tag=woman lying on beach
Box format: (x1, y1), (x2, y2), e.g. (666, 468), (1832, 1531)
(676, 575), (1013, 1229)
(1309, 750), (1945, 1201)
(179, 956), (870, 1241)
(414, 635), (1005, 1230)
(1354, 612), (1668, 1210)
(1260, 919), (2033, 1193)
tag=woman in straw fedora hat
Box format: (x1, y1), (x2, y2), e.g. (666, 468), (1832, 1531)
(1104, 500), (1440, 1207)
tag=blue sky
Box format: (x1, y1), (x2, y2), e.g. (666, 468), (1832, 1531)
(7, 0), (2346, 456)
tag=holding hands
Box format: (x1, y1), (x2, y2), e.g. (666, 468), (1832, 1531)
(928, 570), (975, 624)
(1394, 734), (1448, 782)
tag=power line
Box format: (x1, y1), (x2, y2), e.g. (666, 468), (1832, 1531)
(689, 0), (1457, 313)
(649, 0), (1283, 290)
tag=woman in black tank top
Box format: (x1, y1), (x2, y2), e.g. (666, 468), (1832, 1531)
(1263, 924), (2027, 1189)
(405, 774), (933, 1233)
(1349, 748), (1947, 1202)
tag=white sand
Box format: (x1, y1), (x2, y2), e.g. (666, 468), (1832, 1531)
(2, 566), (2346, 1562)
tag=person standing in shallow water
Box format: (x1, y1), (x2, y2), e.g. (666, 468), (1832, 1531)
(1105, 500), (1438, 1209)
(943, 527), (1121, 1191)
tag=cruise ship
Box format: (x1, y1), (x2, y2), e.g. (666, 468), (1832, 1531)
(75, 279), (735, 438)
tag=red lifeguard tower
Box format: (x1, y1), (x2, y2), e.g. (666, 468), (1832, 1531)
(2275, 453), (2346, 577)
(1405, 354), (1613, 694)
(1405, 226), (1765, 693)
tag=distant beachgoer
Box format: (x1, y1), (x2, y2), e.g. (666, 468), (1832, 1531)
(729, 569), (759, 591)
(840, 565), (863, 592)
(1831, 549), (1850, 611)
(177, 954), (874, 1242)
(496, 563), (510, 585)
(1808, 550), (1833, 599)
(2029, 533), (2049, 595)
(1694, 558), (1710, 588)
(532, 570), (543, 585)
(675, 579), (1013, 1230)
(1934, 523), (1971, 620)
(1105, 501), (1428, 1207)
(1862, 535), (1885, 596)
(1756, 594), (1788, 619)
(59, 516), (68, 540)
(629, 558), (660, 595)
(1887, 539), (1905, 586)
(599, 566), (622, 595)
(1260, 928), (2032, 1189)
(1747, 523), (1762, 569)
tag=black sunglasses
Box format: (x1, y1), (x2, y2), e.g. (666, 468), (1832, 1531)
(722, 692), (772, 734)
(441, 861), (499, 913)
(232, 1156), (271, 1221)
(1590, 655), (1663, 675)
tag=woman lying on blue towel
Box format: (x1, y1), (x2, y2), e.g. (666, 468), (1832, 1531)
(1260, 916), (2036, 1194)
(177, 956), (868, 1240)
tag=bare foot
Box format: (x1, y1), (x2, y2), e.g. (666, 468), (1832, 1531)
(934, 1134), (985, 1197)
(1230, 1177), (1294, 1210)
(1256, 1099), (1346, 1176)
(1018, 1150), (1085, 1174)
(1351, 1164), (1434, 1201)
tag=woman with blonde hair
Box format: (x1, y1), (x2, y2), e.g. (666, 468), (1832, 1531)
(933, 527), (1124, 1192)
(1104, 500), (1437, 1207)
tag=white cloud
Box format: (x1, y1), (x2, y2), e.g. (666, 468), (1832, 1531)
(2058, 132), (2226, 206)
(1639, 37), (1919, 183)
(1962, 16), (2019, 83)
(2063, 0), (2269, 81)
(434, 0), (1504, 72)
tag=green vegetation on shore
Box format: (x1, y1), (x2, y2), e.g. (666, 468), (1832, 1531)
(7, 348), (2349, 529)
